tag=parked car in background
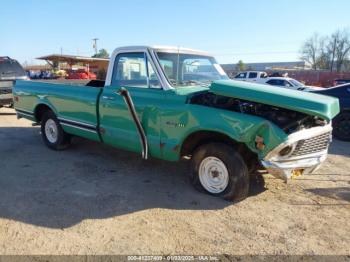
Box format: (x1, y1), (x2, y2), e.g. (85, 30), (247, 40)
(257, 77), (315, 91)
(259, 77), (325, 91)
(313, 84), (350, 141)
(28, 70), (60, 80)
(333, 79), (350, 86)
(66, 69), (97, 80)
(233, 71), (322, 91)
(233, 71), (268, 82)
(13, 45), (340, 202)
(0, 56), (27, 107)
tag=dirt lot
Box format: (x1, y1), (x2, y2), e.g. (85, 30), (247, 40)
(0, 107), (349, 255)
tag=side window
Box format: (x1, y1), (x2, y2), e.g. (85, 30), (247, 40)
(276, 80), (284, 86)
(268, 80), (286, 86)
(111, 52), (161, 89)
(283, 81), (292, 87)
(112, 52), (147, 88)
(267, 80), (276, 85)
(260, 72), (268, 78)
(235, 72), (247, 79)
(248, 72), (257, 78)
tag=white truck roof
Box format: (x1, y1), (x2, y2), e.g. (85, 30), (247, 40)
(113, 45), (210, 56)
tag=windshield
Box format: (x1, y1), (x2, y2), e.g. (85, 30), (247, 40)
(156, 52), (229, 87)
(289, 79), (304, 87)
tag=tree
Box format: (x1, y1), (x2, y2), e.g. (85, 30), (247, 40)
(92, 49), (109, 58)
(327, 32), (338, 72)
(317, 38), (331, 70)
(334, 29), (350, 72)
(300, 29), (350, 72)
(236, 60), (246, 71)
(300, 33), (322, 70)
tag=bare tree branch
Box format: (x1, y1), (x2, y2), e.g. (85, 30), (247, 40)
(300, 29), (350, 72)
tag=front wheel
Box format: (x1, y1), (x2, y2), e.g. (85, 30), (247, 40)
(41, 111), (70, 150)
(190, 143), (249, 202)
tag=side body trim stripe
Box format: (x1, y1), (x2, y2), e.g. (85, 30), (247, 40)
(58, 117), (97, 133)
(15, 108), (34, 115)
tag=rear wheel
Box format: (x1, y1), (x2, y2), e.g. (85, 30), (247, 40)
(333, 111), (350, 142)
(41, 111), (70, 150)
(190, 143), (249, 202)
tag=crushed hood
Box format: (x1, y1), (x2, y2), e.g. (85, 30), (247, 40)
(210, 80), (340, 121)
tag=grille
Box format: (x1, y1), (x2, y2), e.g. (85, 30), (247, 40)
(291, 132), (331, 157)
(0, 89), (12, 95)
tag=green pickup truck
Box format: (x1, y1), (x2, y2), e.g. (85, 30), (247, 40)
(13, 46), (339, 201)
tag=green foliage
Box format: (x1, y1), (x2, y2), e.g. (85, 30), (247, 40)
(236, 60), (246, 71)
(92, 49), (109, 58)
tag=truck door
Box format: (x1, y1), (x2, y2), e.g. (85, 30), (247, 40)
(99, 52), (164, 158)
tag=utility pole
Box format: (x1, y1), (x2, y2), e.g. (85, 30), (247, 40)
(59, 47), (63, 70)
(92, 38), (99, 55)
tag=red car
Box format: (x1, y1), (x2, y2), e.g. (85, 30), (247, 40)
(66, 69), (97, 80)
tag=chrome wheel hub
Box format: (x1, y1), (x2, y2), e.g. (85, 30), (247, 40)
(199, 156), (229, 194)
(45, 119), (58, 143)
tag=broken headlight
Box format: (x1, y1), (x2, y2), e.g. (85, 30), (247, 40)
(279, 143), (297, 157)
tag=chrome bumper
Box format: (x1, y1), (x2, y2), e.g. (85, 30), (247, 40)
(0, 97), (13, 106)
(261, 151), (327, 181)
(261, 124), (332, 182)
(0, 93), (13, 105)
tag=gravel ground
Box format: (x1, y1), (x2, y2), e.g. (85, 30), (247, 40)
(0, 107), (349, 255)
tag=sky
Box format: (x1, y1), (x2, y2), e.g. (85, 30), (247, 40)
(1, 0), (349, 65)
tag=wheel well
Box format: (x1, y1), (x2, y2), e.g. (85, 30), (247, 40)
(34, 104), (52, 122)
(180, 131), (258, 170)
(181, 131), (256, 157)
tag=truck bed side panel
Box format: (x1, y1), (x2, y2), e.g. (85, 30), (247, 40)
(13, 80), (102, 142)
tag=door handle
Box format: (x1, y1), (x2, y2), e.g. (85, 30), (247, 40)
(102, 95), (115, 101)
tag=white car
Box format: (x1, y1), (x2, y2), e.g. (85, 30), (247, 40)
(257, 77), (321, 91)
(233, 71), (268, 82)
(233, 71), (322, 91)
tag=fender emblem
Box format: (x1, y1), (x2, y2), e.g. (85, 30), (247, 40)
(166, 121), (185, 127)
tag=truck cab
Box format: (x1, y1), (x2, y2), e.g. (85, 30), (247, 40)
(13, 46), (340, 202)
(233, 71), (268, 82)
(0, 56), (27, 107)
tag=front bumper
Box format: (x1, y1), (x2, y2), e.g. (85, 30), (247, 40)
(261, 124), (332, 182)
(0, 97), (13, 106)
(0, 93), (13, 106)
(261, 151), (327, 181)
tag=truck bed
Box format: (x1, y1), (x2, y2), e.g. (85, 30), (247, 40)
(13, 80), (103, 141)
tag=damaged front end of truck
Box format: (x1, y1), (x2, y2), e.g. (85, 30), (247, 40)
(189, 80), (340, 181)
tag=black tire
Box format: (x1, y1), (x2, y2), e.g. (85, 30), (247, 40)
(190, 143), (249, 202)
(41, 110), (70, 150)
(333, 111), (350, 142)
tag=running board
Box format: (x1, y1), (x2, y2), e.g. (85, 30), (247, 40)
(117, 87), (148, 160)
